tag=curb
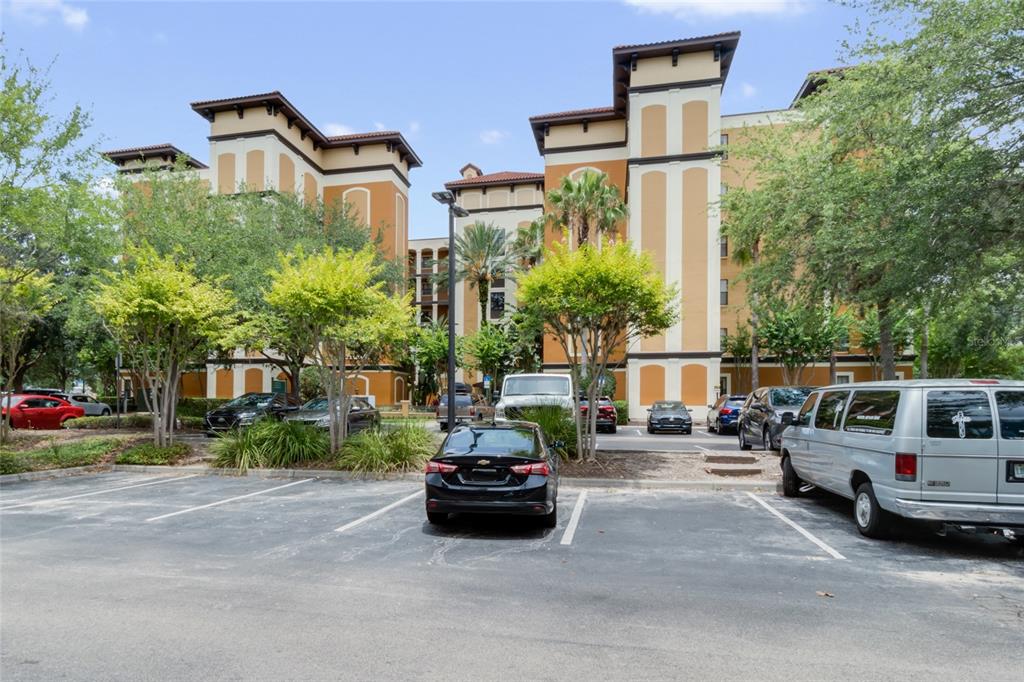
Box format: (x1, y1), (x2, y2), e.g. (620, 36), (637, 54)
(0, 464), (113, 484)
(110, 464), (423, 482)
(564, 477), (780, 492)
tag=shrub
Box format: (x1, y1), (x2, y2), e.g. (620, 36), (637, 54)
(63, 414), (204, 431)
(338, 424), (435, 474)
(176, 398), (229, 418)
(518, 406), (578, 460)
(613, 400), (628, 425)
(211, 420), (329, 472)
(0, 437), (124, 475)
(116, 442), (191, 465)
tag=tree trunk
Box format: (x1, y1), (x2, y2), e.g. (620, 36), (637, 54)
(829, 347), (837, 385)
(478, 280), (489, 328)
(878, 300), (897, 380)
(919, 311), (929, 380)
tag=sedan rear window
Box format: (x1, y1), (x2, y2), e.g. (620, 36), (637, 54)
(844, 390), (900, 436)
(444, 428), (538, 456)
(926, 390), (993, 439)
(995, 391), (1024, 440)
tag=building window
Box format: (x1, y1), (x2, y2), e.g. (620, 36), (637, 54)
(720, 328), (728, 346)
(720, 183), (728, 196)
(720, 236), (728, 258)
(720, 374), (731, 396)
(835, 373), (853, 385)
(720, 279), (729, 306)
(836, 329), (850, 351)
(489, 291), (506, 319)
(420, 277), (431, 297)
(720, 133), (729, 160)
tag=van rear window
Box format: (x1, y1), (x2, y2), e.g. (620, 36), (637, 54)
(844, 390), (900, 435)
(995, 391), (1024, 440)
(926, 390), (993, 439)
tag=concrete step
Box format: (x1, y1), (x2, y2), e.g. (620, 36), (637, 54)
(703, 454), (758, 465)
(704, 466), (764, 477)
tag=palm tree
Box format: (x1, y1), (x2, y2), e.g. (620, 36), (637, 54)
(511, 217), (547, 267)
(432, 221), (515, 325)
(545, 171), (628, 248)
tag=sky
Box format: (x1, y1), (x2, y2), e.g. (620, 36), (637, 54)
(2, 0), (874, 239)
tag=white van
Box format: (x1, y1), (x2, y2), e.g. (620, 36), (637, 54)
(494, 373), (574, 421)
(779, 379), (1024, 541)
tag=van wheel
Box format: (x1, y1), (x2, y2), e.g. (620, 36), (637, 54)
(426, 512), (448, 525)
(854, 482), (890, 538)
(739, 428), (752, 451)
(781, 456), (801, 498)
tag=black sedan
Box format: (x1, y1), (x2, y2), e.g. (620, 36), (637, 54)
(646, 401), (693, 434)
(424, 421), (559, 528)
(204, 392), (300, 435)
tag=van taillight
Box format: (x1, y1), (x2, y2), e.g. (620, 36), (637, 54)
(895, 453), (917, 481)
(510, 462), (550, 476)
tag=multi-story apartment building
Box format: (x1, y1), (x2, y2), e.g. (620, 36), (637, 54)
(105, 91), (421, 406)
(432, 32), (913, 420)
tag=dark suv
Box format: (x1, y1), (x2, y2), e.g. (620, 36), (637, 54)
(737, 386), (816, 451)
(204, 392), (300, 435)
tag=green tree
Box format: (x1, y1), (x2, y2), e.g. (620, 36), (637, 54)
(465, 322), (516, 402)
(517, 240), (677, 460)
(722, 323), (754, 393)
(92, 246), (236, 447)
(265, 246), (411, 452)
(411, 319), (464, 403)
(757, 300), (848, 386)
(854, 308), (912, 380)
(511, 217), (547, 267)
(545, 171), (628, 247)
(433, 221), (514, 325)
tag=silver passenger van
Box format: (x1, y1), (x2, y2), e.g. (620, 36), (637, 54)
(779, 379), (1024, 540)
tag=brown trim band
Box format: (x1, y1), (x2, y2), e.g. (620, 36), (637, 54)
(627, 351), (723, 360)
(199, 358), (405, 372)
(208, 130), (411, 187)
(628, 78), (723, 94)
(629, 151), (720, 165)
(465, 204), (544, 215)
(542, 140), (628, 156)
(722, 354), (918, 363)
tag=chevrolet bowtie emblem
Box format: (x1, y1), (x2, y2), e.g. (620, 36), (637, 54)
(477, 459), (491, 466)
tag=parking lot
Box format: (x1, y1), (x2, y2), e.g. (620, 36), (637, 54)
(2, 472), (1021, 680)
(597, 423), (744, 452)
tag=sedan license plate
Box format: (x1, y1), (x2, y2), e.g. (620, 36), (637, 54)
(1013, 462), (1024, 480)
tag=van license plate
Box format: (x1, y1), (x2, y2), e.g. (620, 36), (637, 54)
(1013, 462), (1024, 480)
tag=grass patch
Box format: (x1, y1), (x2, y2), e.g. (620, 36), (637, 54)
(115, 442), (192, 466)
(518, 406), (578, 460)
(337, 423), (435, 474)
(211, 420), (329, 472)
(0, 437), (125, 475)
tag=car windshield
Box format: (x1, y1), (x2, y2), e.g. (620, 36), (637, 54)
(502, 376), (570, 397)
(301, 398), (329, 411)
(444, 428), (538, 457)
(223, 393), (274, 408)
(1, 396), (25, 408)
(653, 401), (684, 410)
(770, 388), (813, 407)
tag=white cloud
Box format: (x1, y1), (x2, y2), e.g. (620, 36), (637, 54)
(408, 121), (421, 135)
(479, 129), (509, 145)
(740, 81), (757, 98)
(8, 0), (90, 30)
(624, 0), (808, 18)
(324, 122), (355, 136)
(373, 121), (387, 131)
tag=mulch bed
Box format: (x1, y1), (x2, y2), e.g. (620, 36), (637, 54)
(561, 450), (781, 480)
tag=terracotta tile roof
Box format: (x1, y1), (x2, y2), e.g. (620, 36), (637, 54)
(445, 171), (544, 189)
(189, 91), (284, 108)
(613, 32), (740, 52)
(325, 130), (402, 142)
(528, 106), (618, 122)
(102, 143), (208, 169)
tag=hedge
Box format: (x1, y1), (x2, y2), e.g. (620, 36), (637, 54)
(63, 414), (204, 430)
(613, 400), (629, 425)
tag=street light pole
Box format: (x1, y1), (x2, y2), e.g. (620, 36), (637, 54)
(432, 190), (468, 432)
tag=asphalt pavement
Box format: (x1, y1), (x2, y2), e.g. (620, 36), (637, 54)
(2, 472), (1021, 680)
(597, 423), (744, 453)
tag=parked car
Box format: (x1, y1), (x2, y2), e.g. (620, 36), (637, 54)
(284, 396), (380, 433)
(646, 401), (693, 434)
(424, 421), (559, 528)
(780, 379), (1024, 541)
(737, 386), (816, 451)
(494, 373), (574, 421)
(580, 396), (618, 434)
(707, 394), (747, 434)
(203, 392), (300, 435)
(436, 393), (486, 432)
(1, 394), (85, 429)
(52, 392), (111, 417)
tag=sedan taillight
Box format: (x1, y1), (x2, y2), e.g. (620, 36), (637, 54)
(425, 460), (458, 474)
(510, 462), (550, 476)
(720, 407), (733, 415)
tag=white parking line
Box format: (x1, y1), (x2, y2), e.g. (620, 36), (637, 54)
(0, 475), (201, 511)
(745, 492), (846, 560)
(694, 444), (714, 455)
(560, 490), (588, 546)
(146, 478), (314, 522)
(334, 490), (423, 533)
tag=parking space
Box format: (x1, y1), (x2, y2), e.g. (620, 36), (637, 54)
(2, 472), (1021, 679)
(598, 425), (746, 452)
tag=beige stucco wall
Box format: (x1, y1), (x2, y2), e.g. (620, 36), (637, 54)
(630, 51), (719, 88)
(682, 101), (709, 154)
(681, 166), (709, 351)
(641, 104), (667, 157)
(544, 119), (626, 150)
(245, 149), (265, 191)
(217, 153), (235, 194)
(640, 170), (666, 352)
(279, 153), (295, 193)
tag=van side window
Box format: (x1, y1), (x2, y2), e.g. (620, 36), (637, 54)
(797, 394), (819, 425)
(926, 390), (993, 439)
(814, 391), (848, 431)
(844, 390), (900, 436)
(995, 391), (1024, 440)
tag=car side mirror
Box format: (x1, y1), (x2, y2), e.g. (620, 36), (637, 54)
(781, 411), (795, 425)
(552, 440), (565, 449)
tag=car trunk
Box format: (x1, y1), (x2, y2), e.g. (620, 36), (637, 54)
(436, 454), (543, 487)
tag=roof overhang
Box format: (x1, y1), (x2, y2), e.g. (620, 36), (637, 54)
(190, 91), (422, 168)
(527, 106), (623, 155)
(102, 143), (208, 170)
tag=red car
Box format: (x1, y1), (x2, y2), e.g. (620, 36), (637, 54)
(579, 396), (618, 434)
(1, 394), (85, 430)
